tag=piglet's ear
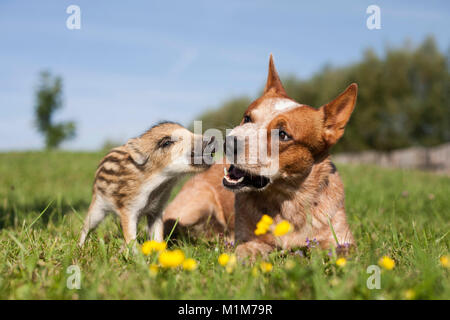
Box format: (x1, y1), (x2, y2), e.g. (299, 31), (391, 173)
(125, 138), (149, 165)
(321, 83), (358, 146)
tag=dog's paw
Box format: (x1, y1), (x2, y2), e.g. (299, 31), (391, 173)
(235, 242), (272, 263)
(235, 243), (256, 263)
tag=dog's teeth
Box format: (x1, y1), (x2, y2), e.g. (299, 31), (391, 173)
(224, 174), (244, 185)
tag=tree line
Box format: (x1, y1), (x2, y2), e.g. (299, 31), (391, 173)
(192, 37), (450, 152)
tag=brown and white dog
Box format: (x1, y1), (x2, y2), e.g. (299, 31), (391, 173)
(79, 121), (215, 246)
(164, 56), (357, 260)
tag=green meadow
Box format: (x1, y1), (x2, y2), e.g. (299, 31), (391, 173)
(0, 151), (448, 299)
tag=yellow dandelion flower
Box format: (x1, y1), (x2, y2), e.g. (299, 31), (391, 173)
(404, 289), (416, 300)
(256, 221), (268, 230)
(336, 257), (347, 267)
(141, 240), (167, 255)
(225, 265), (234, 274)
(218, 253), (237, 270)
(260, 262), (273, 273)
(284, 259), (296, 270)
(158, 249), (185, 268)
(254, 227), (267, 236)
(148, 264), (158, 277)
(378, 256), (395, 270)
(218, 253), (230, 266)
(254, 215), (273, 236)
(141, 241), (153, 255)
(154, 241), (167, 251)
(182, 258), (197, 271)
(440, 255), (449, 268)
(228, 254), (237, 268)
(273, 220), (292, 237)
(261, 214), (273, 226)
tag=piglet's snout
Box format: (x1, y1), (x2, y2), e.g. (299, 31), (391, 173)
(191, 135), (216, 165)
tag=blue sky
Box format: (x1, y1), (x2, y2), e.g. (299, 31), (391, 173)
(0, 0), (449, 150)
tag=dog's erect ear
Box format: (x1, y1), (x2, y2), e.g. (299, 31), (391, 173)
(263, 54), (287, 96)
(126, 138), (149, 165)
(321, 83), (358, 146)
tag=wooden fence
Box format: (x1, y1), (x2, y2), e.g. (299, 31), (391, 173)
(333, 143), (450, 175)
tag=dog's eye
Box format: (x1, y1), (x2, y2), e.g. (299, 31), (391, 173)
(279, 130), (291, 141)
(243, 115), (251, 123)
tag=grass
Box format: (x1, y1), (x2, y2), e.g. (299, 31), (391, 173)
(0, 151), (449, 299)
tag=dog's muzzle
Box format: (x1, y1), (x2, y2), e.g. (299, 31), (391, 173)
(224, 135), (245, 163)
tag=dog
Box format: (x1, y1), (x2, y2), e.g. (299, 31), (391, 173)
(163, 163), (235, 241)
(79, 121), (215, 246)
(164, 55), (357, 260)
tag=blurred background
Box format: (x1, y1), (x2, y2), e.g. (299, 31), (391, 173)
(0, 1), (449, 172)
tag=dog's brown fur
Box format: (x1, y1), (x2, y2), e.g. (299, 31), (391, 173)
(164, 56), (357, 260)
(163, 163), (235, 241)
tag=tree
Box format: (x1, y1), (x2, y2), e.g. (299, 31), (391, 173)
(34, 71), (76, 149)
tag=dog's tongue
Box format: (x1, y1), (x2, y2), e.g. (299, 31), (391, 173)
(229, 165), (246, 179)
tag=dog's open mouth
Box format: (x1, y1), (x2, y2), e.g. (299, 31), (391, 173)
(223, 165), (270, 190)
